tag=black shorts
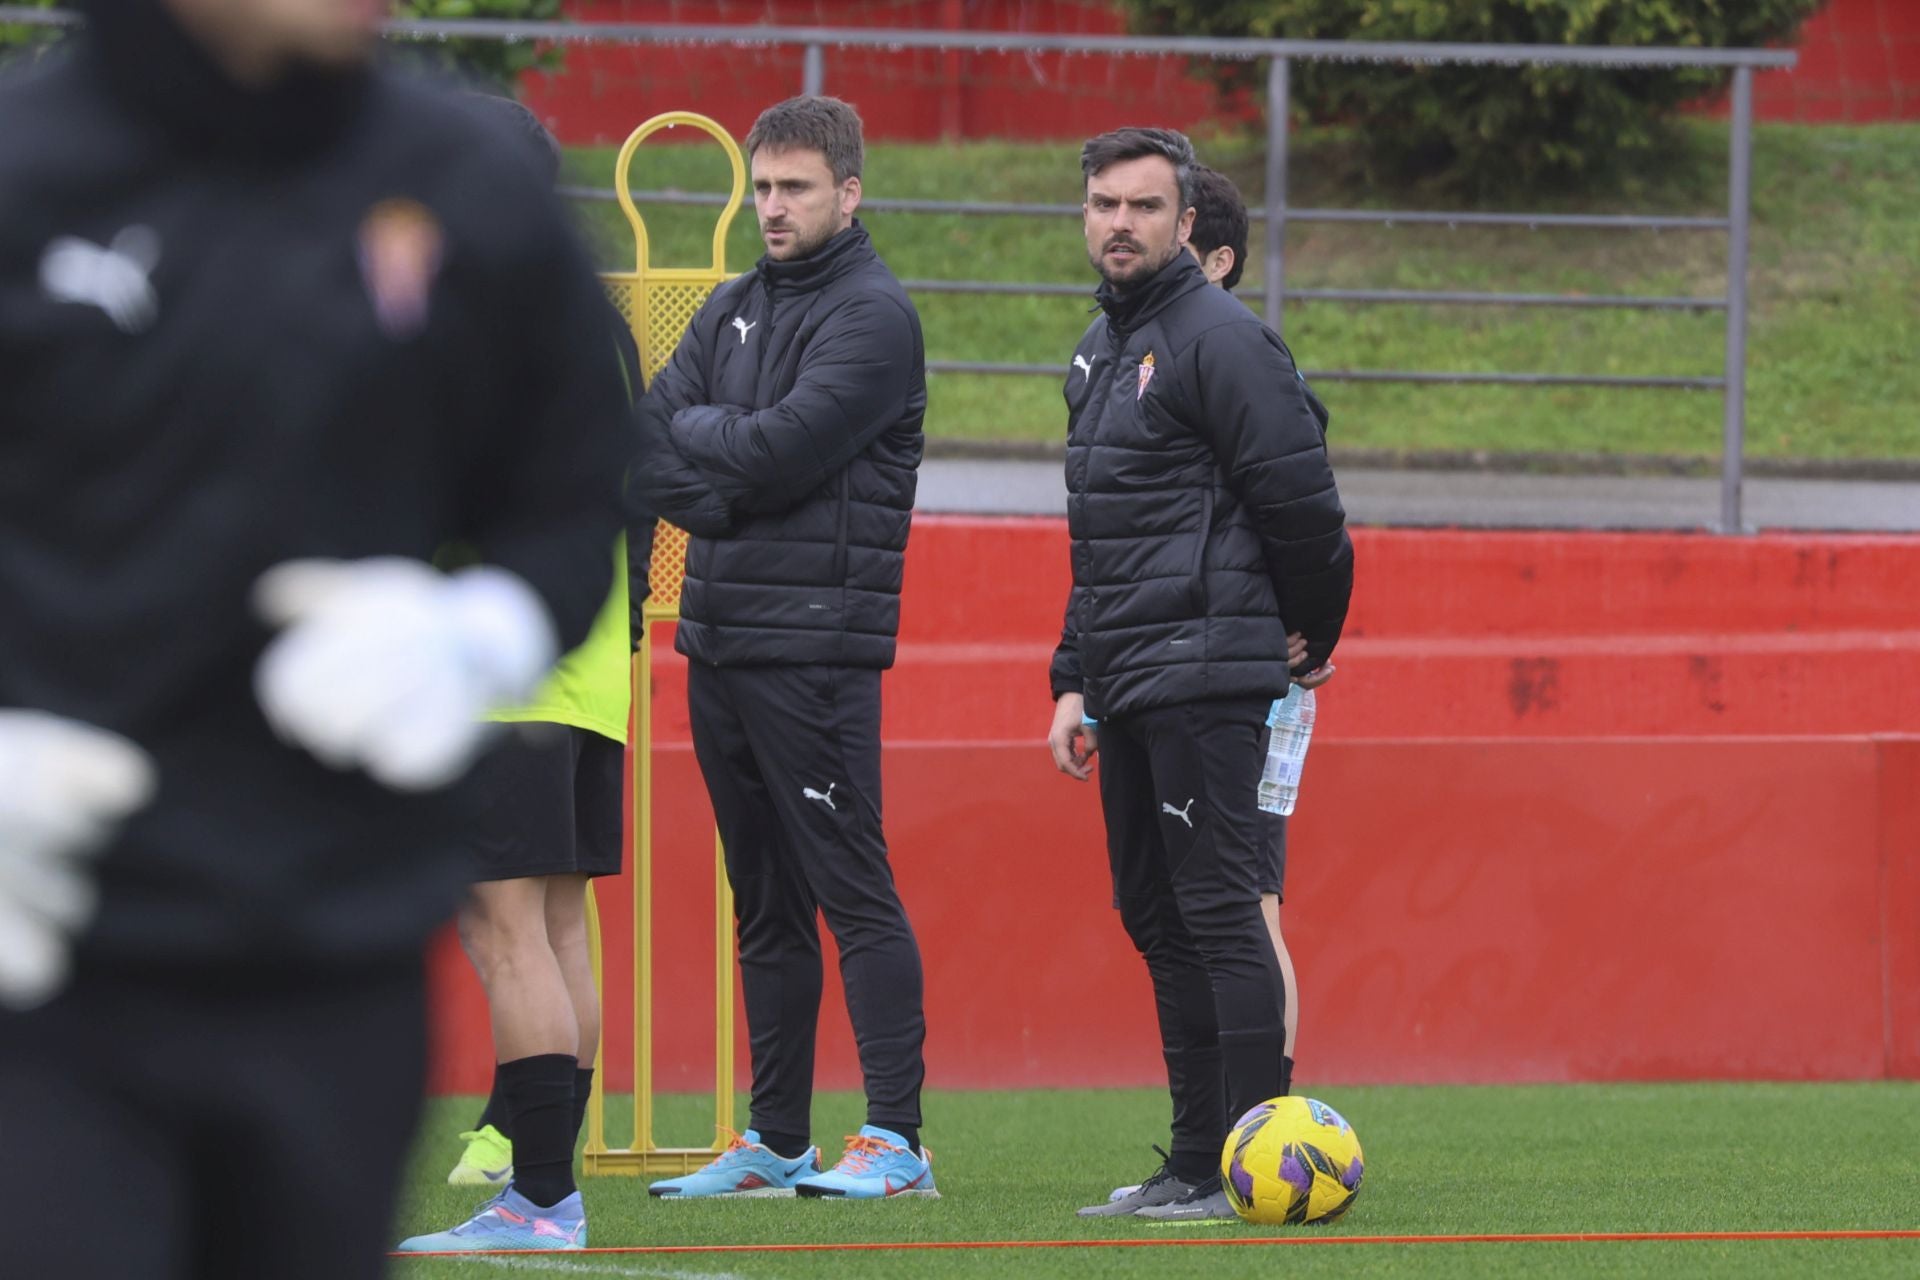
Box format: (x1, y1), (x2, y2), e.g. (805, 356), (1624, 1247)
(1257, 724), (1288, 901)
(466, 723), (624, 882)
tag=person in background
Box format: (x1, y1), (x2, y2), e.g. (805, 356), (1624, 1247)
(406, 93), (652, 1251)
(1047, 128), (1353, 1223)
(635, 95), (937, 1202)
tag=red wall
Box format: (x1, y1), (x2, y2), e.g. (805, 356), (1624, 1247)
(426, 520), (1920, 1093)
(523, 0), (1919, 145)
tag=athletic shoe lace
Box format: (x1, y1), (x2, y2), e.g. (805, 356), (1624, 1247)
(1136, 1144), (1177, 1191)
(711, 1126), (756, 1165)
(833, 1133), (903, 1174)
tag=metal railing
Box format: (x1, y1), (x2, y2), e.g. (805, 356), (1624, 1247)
(1, 8), (1796, 531)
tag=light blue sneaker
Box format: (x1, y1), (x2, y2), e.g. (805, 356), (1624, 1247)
(394, 1187), (586, 1252)
(648, 1129), (821, 1199)
(795, 1125), (939, 1200)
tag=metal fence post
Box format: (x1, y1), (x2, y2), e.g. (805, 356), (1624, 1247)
(803, 42), (825, 96)
(1721, 66), (1755, 535)
(1264, 56), (1290, 335)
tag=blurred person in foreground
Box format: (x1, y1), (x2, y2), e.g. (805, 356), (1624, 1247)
(635, 95), (936, 1202)
(1046, 128), (1352, 1222)
(0, 1), (629, 1273)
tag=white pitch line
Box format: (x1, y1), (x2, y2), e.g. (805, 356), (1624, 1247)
(450, 1254), (757, 1280)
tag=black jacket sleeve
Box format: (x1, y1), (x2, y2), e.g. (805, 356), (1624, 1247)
(630, 294), (740, 539)
(665, 291), (916, 519)
(634, 390), (737, 539)
(1048, 585), (1086, 699)
(463, 197), (629, 653)
(1181, 320), (1354, 672)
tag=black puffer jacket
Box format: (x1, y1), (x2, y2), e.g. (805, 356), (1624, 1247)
(0, 3), (626, 967)
(1049, 252), (1352, 720)
(638, 222), (924, 669)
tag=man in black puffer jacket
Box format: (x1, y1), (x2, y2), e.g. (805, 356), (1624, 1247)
(1046, 128), (1353, 1222)
(636, 96), (935, 1199)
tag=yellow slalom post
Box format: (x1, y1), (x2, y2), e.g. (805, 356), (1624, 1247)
(585, 112), (746, 1177)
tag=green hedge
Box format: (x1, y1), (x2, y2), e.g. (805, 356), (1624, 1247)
(390, 0), (565, 92)
(1114, 0), (1821, 193)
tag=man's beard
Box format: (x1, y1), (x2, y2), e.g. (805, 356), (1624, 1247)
(1089, 236), (1176, 288)
(764, 220), (839, 262)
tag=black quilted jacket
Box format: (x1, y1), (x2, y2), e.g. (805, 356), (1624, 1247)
(1049, 252), (1352, 719)
(637, 222), (924, 669)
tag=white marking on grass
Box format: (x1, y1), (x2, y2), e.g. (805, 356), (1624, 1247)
(453, 1255), (755, 1280)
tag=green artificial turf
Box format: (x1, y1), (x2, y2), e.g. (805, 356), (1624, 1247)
(561, 123), (1920, 463)
(390, 1082), (1920, 1278)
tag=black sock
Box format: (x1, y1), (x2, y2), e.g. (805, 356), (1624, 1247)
(1280, 1055), (1295, 1097)
(1167, 1148), (1216, 1182)
(756, 1129), (810, 1161)
(882, 1124), (921, 1157)
(500, 1053), (577, 1209)
(571, 1066), (595, 1147)
(476, 1065), (511, 1140)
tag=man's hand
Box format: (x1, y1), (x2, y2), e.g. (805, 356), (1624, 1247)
(0, 711), (157, 1010)
(254, 558), (558, 791)
(1288, 630), (1336, 689)
(1287, 631), (1309, 670)
(1048, 692), (1098, 782)
(1296, 663), (1336, 690)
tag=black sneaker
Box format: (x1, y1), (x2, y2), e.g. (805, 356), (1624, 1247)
(1076, 1148), (1195, 1218)
(1134, 1174), (1237, 1223)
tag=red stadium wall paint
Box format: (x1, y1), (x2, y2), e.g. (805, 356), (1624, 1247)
(521, 0), (1919, 145)
(425, 520), (1920, 1093)
(428, 734), (1920, 1093)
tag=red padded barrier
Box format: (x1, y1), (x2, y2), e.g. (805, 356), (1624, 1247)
(429, 735), (1918, 1093)
(426, 521), (1920, 1092)
(638, 520), (1920, 742)
(1878, 738), (1920, 1078)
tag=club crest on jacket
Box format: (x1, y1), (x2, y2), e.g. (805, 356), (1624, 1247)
(1136, 351), (1155, 401)
(357, 199), (444, 339)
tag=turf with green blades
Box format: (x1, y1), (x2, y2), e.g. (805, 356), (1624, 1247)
(390, 1083), (1920, 1278)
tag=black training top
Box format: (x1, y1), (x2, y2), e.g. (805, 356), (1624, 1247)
(1050, 251), (1353, 720)
(0, 2), (629, 970)
(637, 221), (926, 670)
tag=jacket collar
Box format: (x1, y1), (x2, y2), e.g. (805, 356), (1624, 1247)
(1096, 250), (1209, 335)
(757, 221), (875, 297)
(77, 0), (368, 162)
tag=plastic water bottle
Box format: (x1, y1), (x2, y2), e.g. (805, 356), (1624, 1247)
(1258, 684), (1316, 817)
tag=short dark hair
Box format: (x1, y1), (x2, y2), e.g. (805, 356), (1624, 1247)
(1188, 164), (1249, 292)
(1079, 127), (1198, 211)
(745, 96), (865, 184)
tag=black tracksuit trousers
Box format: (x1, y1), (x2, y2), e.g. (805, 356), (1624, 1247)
(688, 661), (927, 1140)
(0, 960), (425, 1280)
(1098, 697), (1288, 1170)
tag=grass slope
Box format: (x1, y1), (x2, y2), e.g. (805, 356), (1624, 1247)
(391, 1082), (1920, 1278)
(564, 123), (1919, 461)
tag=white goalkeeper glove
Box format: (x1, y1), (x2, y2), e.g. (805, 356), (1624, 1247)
(0, 711), (157, 1010)
(253, 558), (558, 792)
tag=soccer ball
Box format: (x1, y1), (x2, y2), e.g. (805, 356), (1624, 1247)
(1220, 1096), (1365, 1225)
